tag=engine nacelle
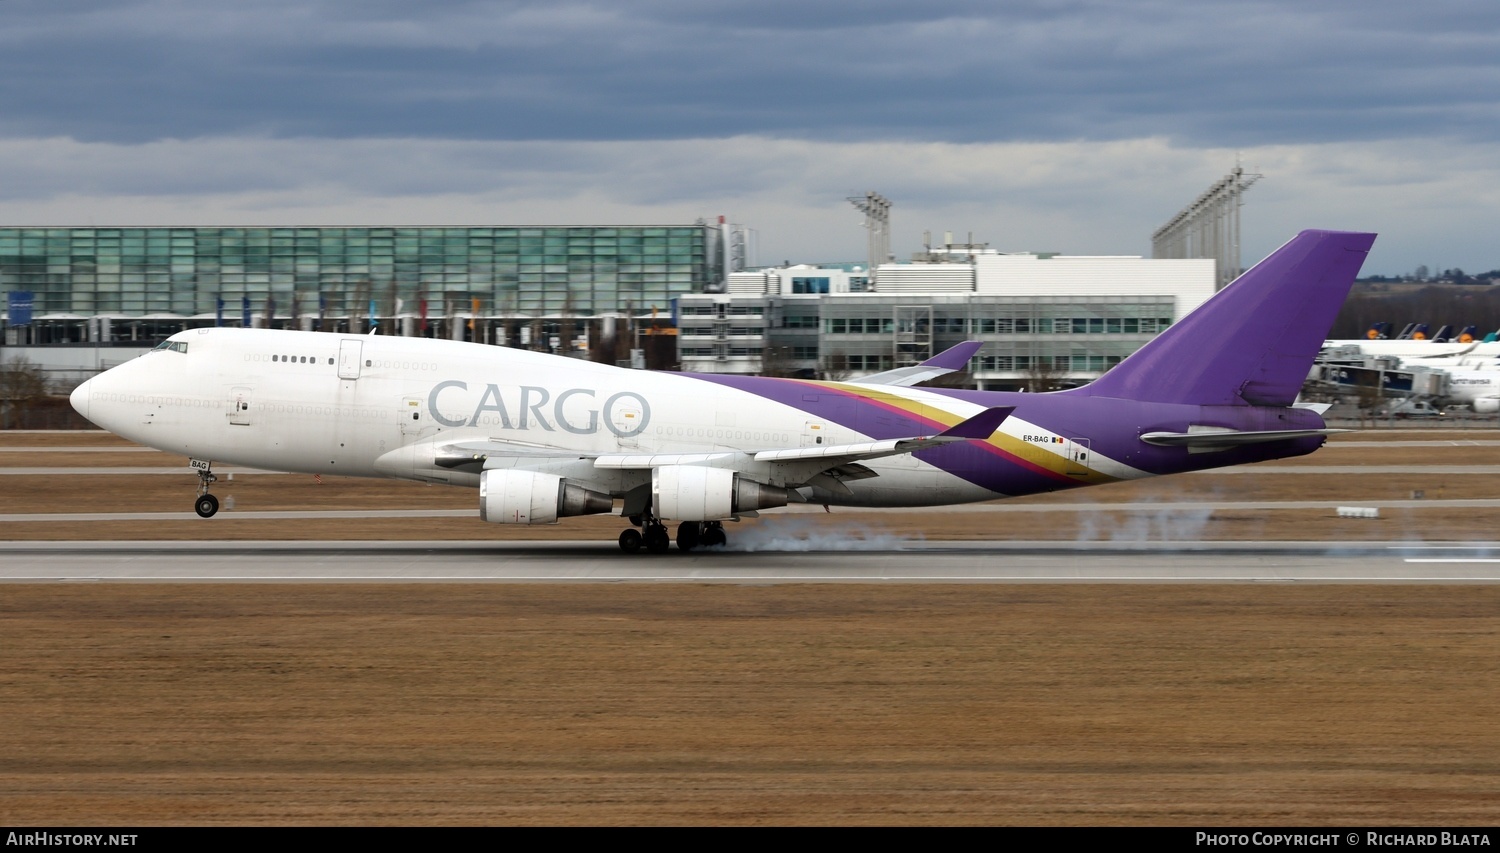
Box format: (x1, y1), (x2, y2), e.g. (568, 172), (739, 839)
(1474, 397), (1500, 414)
(652, 465), (790, 521)
(479, 469), (613, 524)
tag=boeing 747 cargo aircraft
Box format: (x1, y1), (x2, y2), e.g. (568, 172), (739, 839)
(70, 230), (1375, 553)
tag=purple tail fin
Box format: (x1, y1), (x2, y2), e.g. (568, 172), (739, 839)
(1079, 229), (1375, 407)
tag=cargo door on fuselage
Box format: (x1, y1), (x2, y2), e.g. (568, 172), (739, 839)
(611, 398), (644, 449)
(398, 395), (431, 438)
(338, 340), (363, 380)
(1065, 437), (1091, 476)
(801, 421), (827, 446)
(228, 386), (253, 426)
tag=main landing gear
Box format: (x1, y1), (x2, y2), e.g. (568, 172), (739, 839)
(193, 463), (220, 518)
(618, 513), (728, 553)
(689, 521), (727, 550)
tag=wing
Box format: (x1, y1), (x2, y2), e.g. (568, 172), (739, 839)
(848, 340), (983, 387)
(1402, 341), (1480, 362)
(435, 406), (1014, 487)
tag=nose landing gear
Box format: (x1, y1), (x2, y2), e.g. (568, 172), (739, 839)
(195, 494), (220, 518)
(192, 461), (220, 518)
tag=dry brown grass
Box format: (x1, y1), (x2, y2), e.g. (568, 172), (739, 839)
(0, 431), (141, 447)
(3, 584), (1498, 826)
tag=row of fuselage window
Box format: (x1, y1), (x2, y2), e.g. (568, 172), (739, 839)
(273, 354), (332, 365)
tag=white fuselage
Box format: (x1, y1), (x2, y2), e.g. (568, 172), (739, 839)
(1444, 370), (1500, 408)
(75, 327), (1085, 509)
(1323, 339), (1500, 359)
(1395, 354), (1500, 409)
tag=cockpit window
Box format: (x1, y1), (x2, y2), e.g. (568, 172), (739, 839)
(152, 341), (189, 354)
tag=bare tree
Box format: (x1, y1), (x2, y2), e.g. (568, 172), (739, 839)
(759, 345), (796, 379)
(0, 356), (48, 429)
(821, 350), (852, 382)
(1024, 356), (1066, 393)
(1354, 374), (1385, 427)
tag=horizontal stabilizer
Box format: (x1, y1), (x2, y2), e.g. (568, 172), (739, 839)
(1140, 427), (1352, 453)
(850, 341), (983, 387)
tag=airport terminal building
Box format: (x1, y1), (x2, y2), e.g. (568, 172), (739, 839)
(680, 249), (1214, 390)
(1, 225), (1214, 392)
(1, 224), (724, 344)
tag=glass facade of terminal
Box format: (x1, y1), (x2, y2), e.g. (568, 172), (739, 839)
(0, 226), (721, 320)
(678, 293), (1177, 389)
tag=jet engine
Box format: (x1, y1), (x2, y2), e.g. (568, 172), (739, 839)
(1473, 397), (1500, 414)
(652, 465), (789, 521)
(479, 469), (612, 524)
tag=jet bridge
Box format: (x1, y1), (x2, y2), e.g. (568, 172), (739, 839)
(1309, 350), (1450, 400)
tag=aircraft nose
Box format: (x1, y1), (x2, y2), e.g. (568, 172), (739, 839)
(70, 377), (92, 421)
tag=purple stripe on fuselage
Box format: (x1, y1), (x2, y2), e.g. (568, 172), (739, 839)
(686, 373), (938, 437)
(686, 373), (1080, 496)
(919, 386), (1333, 475)
(687, 374), (1331, 495)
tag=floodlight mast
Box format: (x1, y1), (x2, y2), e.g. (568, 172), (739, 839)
(1152, 164), (1262, 290)
(848, 191), (891, 281)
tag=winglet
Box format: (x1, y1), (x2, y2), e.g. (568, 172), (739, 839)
(937, 406), (1014, 440)
(924, 340), (984, 371)
(849, 341), (984, 387)
(751, 405), (1015, 466)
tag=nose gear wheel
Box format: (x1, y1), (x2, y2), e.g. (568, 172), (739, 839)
(194, 464), (220, 517)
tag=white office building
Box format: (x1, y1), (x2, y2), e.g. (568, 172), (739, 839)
(679, 250), (1214, 390)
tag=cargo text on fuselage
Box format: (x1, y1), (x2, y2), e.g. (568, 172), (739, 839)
(427, 380), (651, 437)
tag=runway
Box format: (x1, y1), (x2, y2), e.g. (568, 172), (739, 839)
(4, 540), (1499, 582)
(8, 463), (1500, 475)
(5, 495), (1500, 524)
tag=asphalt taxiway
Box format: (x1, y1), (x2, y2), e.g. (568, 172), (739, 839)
(3, 540), (1498, 583)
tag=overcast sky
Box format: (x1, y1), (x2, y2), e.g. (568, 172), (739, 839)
(2, 0), (1498, 275)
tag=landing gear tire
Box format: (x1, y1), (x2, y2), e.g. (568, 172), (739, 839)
(644, 525), (671, 554)
(701, 521), (727, 549)
(194, 494), (220, 518)
(676, 521), (701, 552)
(618, 528), (643, 553)
(193, 462), (220, 519)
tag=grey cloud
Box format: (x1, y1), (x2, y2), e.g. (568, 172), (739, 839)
(0, 1), (1496, 146)
(4, 134), (1498, 276)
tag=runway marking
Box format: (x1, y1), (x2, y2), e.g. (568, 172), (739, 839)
(8, 575), (1500, 583)
(1387, 545), (1499, 550)
(7, 540), (1500, 583)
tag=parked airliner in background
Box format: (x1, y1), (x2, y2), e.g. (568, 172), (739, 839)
(71, 230), (1375, 553)
(1396, 350), (1500, 413)
(1320, 331), (1500, 360)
